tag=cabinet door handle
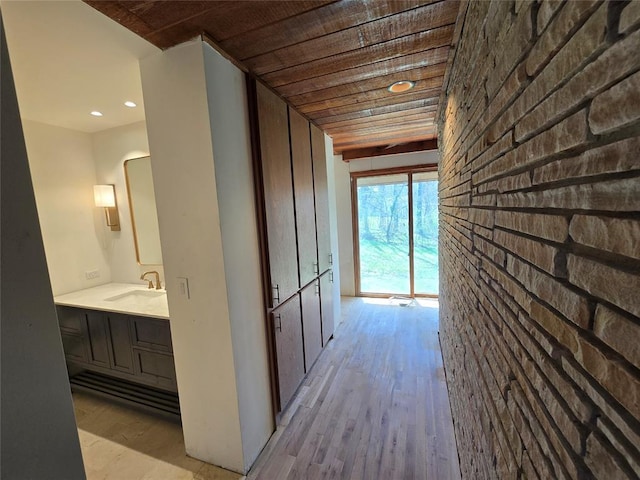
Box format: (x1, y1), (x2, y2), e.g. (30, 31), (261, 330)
(329, 253), (333, 266)
(272, 284), (280, 304)
(329, 270), (334, 283)
(274, 314), (282, 332)
(315, 280), (320, 296)
(313, 262), (319, 275)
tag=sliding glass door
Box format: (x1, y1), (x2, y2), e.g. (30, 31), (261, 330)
(353, 168), (438, 297)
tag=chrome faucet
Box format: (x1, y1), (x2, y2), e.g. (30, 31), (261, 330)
(141, 271), (162, 290)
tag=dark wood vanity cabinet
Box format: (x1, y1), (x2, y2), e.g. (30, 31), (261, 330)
(57, 306), (177, 393)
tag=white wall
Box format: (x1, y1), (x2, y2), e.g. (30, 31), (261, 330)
(333, 150), (440, 296)
(23, 120), (112, 296)
(324, 133), (342, 324)
(202, 43), (273, 471)
(141, 39), (246, 473)
(22, 119), (164, 296)
(92, 121), (165, 284)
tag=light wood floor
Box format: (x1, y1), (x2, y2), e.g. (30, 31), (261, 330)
(248, 296), (461, 480)
(73, 297), (460, 480)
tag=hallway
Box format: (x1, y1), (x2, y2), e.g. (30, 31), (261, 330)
(248, 297), (460, 479)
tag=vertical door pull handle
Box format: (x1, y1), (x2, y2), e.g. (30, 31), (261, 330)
(329, 270), (334, 283)
(329, 253), (333, 266)
(274, 314), (282, 332)
(272, 284), (280, 304)
(313, 262), (319, 275)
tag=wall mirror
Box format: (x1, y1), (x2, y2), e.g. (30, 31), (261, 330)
(124, 156), (163, 265)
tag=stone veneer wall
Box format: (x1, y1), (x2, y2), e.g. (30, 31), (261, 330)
(438, 1), (639, 479)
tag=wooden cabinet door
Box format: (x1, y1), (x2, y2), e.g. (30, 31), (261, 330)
(311, 123), (332, 272)
(107, 313), (134, 374)
(290, 108), (318, 286)
(320, 270), (335, 346)
(85, 311), (110, 368)
(301, 281), (322, 372)
(132, 349), (178, 392)
(256, 82), (299, 306)
(273, 295), (305, 410)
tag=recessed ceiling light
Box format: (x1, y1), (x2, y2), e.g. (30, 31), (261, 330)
(90, 111), (103, 117)
(387, 80), (415, 93)
(124, 101), (137, 108)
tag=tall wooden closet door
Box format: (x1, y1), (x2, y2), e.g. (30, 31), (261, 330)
(320, 270), (335, 346)
(272, 295), (305, 410)
(290, 108), (318, 286)
(256, 82), (299, 307)
(311, 124), (332, 273)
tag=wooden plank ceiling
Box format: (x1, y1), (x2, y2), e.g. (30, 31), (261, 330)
(85, 0), (460, 156)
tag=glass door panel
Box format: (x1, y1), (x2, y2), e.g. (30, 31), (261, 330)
(412, 172), (439, 295)
(356, 174), (410, 295)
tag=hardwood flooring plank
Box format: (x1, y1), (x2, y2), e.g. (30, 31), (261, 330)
(248, 298), (460, 480)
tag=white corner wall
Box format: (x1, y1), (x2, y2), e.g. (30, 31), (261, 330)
(202, 43), (273, 471)
(324, 133), (342, 324)
(91, 121), (165, 284)
(140, 39), (246, 473)
(333, 150), (441, 296)
(22, 120), (112, 296)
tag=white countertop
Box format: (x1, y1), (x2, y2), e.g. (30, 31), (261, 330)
(54, 283), (169, 319)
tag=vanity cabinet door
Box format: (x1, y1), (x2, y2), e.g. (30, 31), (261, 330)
(273, 295), (305, 410)
(130, 316), (173, 353)
(60, 333), (88, 363)
(57, 307), (89, 363)
(132, 349), (178, 392)
(311, 123), (332, 273)
(256, 82), (299, 307)
(290, 108), (318, 286)
(85, 311), (111, 368)
(320, 270), (335, 346)
(107, 313), (134, 373)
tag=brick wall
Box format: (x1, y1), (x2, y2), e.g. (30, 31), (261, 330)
(437, 1), (639, 479)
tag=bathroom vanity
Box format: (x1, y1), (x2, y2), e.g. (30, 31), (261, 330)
(54, 283), (178, 416)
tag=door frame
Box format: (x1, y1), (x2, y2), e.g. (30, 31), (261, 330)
(351, 163), (438, 298)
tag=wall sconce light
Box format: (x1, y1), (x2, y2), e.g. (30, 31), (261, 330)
(93, 184), (120, 231)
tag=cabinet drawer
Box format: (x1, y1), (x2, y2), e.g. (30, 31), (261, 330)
(130, 316), (172, 353)
(133, 348), (177, 392)
(57, 307), (84, 334)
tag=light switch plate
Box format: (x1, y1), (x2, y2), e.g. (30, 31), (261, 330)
(177, 277), (190, 299)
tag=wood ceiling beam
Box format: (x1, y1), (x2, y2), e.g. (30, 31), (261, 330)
(341, 139), (439, 161)
(314, 98), (438, 125)
(334, 130), (437, 151)
(308, 87), (442, 119)
(276, 46), (450, 96)
(298, 76), (444, 114)
(247, 11), (456, 76)
(328, 118), (437, 138)
(287, 63), (447, 106)
(323, 111), (436, 133)
(221, 1), (442, 60)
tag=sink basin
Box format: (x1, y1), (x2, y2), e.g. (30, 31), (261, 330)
(105, 290), (166, 302)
